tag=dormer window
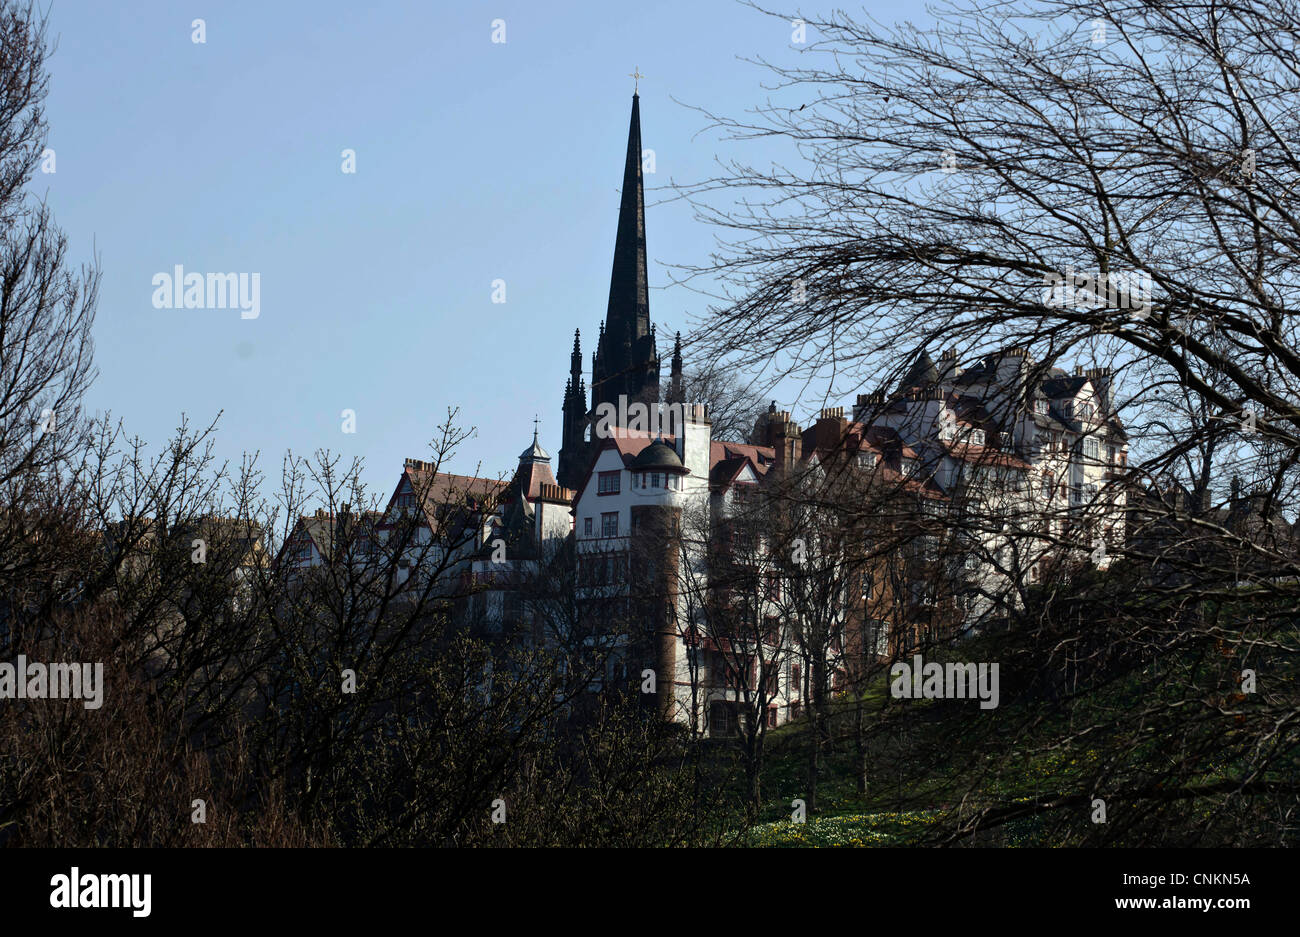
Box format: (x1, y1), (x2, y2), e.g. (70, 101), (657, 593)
(856, 450), (877, 469)
(1034, 399), (1048, 415)
(970, 429), (985, 446)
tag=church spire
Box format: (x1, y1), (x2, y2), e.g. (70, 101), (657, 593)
(607, 92), (650, 346)
(592, 93), (658, 415)
(560, 93), (662, 489)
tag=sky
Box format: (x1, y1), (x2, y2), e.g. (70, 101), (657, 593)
(37, 0), (911, 503)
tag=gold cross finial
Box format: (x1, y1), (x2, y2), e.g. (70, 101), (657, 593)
(629, 67), (645, 93)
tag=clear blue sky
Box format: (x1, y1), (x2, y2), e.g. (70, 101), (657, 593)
(39, 0), (908, 502)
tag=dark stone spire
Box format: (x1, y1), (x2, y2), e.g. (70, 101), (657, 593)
(608, 93), (650, 344)
(558, 94), (664, 488)
(592, 94), (660, 416)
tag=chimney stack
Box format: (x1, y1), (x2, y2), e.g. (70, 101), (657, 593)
(769, 411), (803, 473)
(1084, 366), (1113, 415)
(936, 348), (962, 382)
(815, 407), (848, 453)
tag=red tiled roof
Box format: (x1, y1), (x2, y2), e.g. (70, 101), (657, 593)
(511, 458), (558, 502)
(379, 466), (505, 533)
(939, 441), (1031, 469)
(710, 440), (775, 471)
(608, 430), (676, 465)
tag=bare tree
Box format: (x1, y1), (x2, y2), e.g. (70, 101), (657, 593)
(671, 0), (1300, 844)
(674, 367), (768, 444)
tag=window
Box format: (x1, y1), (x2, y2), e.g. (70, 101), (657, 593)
(765, 573), (781, 601)
(650, 472), (662, 488)
(597, 471), (620, 495)
(1034, 398), (1048, 415)
(790, 662), (802, 694)
(599, 552), (625, 584)
(964, 553), (981, 570)
(710, 652), (736, 689)
(763, 616), (781, 645)
(1107, 444), (1117, 465)
(1083, 437), (1099, 461)
(710, 701), (739, 737)
(970, 429), (985, 446)
(583, 517), (592, 536)
(867, 619), (890, 657)
(1041, 473), (1053, 500)
(766, 706), (778, 728)
(601, 512), (618, 537)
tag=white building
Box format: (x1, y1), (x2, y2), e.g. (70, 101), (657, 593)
(855, 348), (1130, 623)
